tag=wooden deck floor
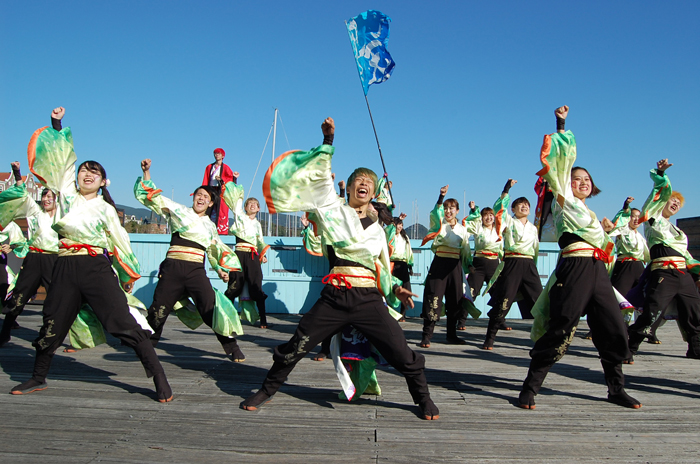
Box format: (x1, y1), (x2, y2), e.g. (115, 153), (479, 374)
(1, 305), (700, 463)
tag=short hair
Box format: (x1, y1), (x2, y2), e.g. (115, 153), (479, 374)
(192, 185), (218, 203)
(480, 206), (494, 218)
(245, 197), (260, 209)
(347, 168), (378, 194)
(512, 197), (530, 209)
(213, 148), (226, 157)
(444, 198), (459, 210)
(41, 188), (54, 199)
(630, 207), (641, 215)
(571, 166), (601, 198)
(670, 191), (685, 208)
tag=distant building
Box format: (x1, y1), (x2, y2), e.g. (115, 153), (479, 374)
(677, 217), (700, 260)
(0, 172), (43, 201)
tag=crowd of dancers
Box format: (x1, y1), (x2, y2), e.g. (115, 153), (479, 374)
(0, 106), (698, 419)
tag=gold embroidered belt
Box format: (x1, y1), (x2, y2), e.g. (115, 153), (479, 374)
(235, 243), (259, 257)
(58, 240), (105, 257)
(322, 266), (376, 289)
(167, 245), (205, 263)
(560, 243), (611, 262)
(475, 251), (499, 260)
(435, 246), (461, 259)
(504, 251), (533, 259)
(651, 256), (686, 273)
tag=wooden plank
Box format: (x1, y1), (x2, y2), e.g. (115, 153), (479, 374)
(2, 305), (700, 463)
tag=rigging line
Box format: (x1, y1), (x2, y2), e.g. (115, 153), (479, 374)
(246, 124), (274, 202)
(276, 110), (292, 150)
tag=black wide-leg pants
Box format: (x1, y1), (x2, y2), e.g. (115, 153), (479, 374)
(226, 249), (267, 325)
(421, 256), (463, 341)
(258, 285), (430, 404)
(628, 268), (700, 355)
(391, 260), (412, 315)
(147, 258), (239, 354)
(1, 252), (57, 339)
(457, 257), (499, 327)
(31, 255), (163, 382)
(522, 256), (630, 396)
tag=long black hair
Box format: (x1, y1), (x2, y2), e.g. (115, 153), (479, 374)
(393, 216), (409, 242)
(370, 201), (393, 227)
(78, 160), (117, 210)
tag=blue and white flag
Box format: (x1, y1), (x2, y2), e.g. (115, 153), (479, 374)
(346, 10), (395, 95)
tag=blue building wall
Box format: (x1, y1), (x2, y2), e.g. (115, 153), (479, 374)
(129, 234), (560, 319)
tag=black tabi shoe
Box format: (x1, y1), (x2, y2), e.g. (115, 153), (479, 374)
(518, 390), (536, 410)
(607, 390), (642, 409)
(154, 373), (173, 403)
(418, 398), (439, 420)
(10, 379), (48, 395)
(241, 390), (272, 411)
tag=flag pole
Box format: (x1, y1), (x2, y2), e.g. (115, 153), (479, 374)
(363, 95), (395, 209)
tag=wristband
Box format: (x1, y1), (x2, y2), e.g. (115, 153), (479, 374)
(556, 117), (566, 132)
(12, 167), (21, 182)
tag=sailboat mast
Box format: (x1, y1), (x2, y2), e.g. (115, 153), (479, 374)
(266, 108), (278, 236)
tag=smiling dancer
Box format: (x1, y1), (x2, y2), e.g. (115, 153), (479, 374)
(482, 179), (542, 350)
(520, 106), (640, 410)
(386, 213), (414, 321)
(10, 107), (171, 401)
(203, 148), (235, 234)
(221, 181), (270, 328)
(627, 159), (700, 360)
(241, 117), (438, 420)
(419, 185), (470, 347)
(456, 200), (504, 331)
(0, 162), (60, 346)
(136, 159), (245, 361)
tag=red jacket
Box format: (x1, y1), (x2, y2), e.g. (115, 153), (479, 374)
(203, 162), (234, 235)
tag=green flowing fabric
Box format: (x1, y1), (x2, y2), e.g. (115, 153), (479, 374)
(221, 182), (269, 255)
(172, 288), (244, 336)
(640, 170), (699, 274)
(338, 358), (381, 400)
(263, 144), (401, 309)
(239, 299), (260, 325)
(68, 305), (107, 349)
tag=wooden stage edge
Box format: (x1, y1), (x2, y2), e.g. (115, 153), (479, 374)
(1, 305), (699, 463)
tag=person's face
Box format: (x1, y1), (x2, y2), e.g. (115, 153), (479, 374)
(348, 175), (374, 208)
(396, 222), (403, 234)
(662, 197), (682, 218)
(444, 205), (458, 222)
(245, 201), (260, 215)
(192, 189), (214, 215)
(513, 202), (530, 219)
(77, 166), (105, 195)
(41, 190), (56, 213)
(214, 152), (224, 163)
(629, 210), (641, 230)
(571, 169), (592, 201)
(482, 212), (495, 227)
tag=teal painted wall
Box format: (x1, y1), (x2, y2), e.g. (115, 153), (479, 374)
(129, 234), (560, 319)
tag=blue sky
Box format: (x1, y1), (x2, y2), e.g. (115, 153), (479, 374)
(2, 1), (698, 228)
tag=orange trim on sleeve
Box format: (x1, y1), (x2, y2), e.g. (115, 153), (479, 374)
(535, 134), (553, 177)
(140, 181), (162, 201)
(112, 247), (141, 285)
(27, 126), (50, 186)
(259, 244), (271, 261)
(262, 149), (299, 215)
(218, 249), (241, 272)
(420, 231), (439, 247)
(374, 262), (383, 295)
